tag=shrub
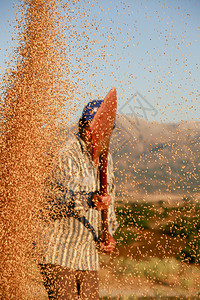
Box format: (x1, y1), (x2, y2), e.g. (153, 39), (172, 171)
(164, 205), (200, 264)
(116, 203), (156, 230)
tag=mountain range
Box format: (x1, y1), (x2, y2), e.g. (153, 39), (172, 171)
(110, 115), (200, 201)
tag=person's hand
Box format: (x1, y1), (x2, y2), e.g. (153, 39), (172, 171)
(99, 233), (116, 254)
(92, 192), (111, 211)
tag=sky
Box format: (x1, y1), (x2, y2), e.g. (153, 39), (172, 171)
(0, 0), (200, 124)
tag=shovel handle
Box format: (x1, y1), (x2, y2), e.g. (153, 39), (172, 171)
(100, 151), (109, 240)
(101, 209), (109, 240)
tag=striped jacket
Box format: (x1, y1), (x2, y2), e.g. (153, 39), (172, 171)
(41, 133), (118, 271)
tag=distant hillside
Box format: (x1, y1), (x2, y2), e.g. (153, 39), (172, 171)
(110, 115), (200, 199)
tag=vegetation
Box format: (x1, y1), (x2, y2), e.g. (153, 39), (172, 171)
(99, 254), (200, 299)
(163, 204), (200, 263)
(100, 200), (200, 298)
(100, 256), (200, 287)
(114, 200), (200, 264)
(115, 202), (156, 230)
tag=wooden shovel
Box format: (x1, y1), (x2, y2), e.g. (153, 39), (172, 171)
(89, 88), (117, 252)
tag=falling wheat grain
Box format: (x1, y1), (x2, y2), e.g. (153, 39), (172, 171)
(0, 0), (71, 298)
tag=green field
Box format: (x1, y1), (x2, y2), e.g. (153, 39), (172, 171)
(99, 198), (200, 299)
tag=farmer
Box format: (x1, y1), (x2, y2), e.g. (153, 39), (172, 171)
(40, 94), (118, 299)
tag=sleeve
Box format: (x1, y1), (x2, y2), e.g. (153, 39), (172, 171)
(107, 153), (119, 235)
(49, 141), (92, 219)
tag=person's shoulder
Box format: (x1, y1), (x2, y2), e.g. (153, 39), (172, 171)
(66, 133), (79, 147)
(60, 133), (81, 156)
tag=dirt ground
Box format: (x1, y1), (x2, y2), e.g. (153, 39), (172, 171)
(117, 228), (186, 260)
